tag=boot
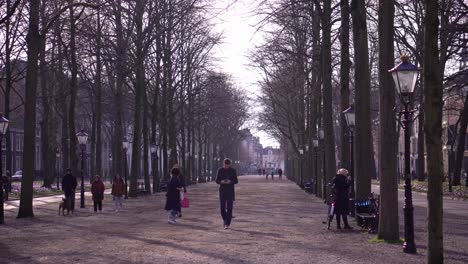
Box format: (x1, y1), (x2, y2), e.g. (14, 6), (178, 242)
(336, 214), (342, 229)
(343, 215), (353, 229)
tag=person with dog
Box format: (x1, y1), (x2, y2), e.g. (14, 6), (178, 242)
(111, 174), (125, 212)
(215, 158), (238, 229)
(331, 168), (353, 230)
(91, 175), (105, 213)
(165, 167), (183, 224)
(61, 169), (77, 211)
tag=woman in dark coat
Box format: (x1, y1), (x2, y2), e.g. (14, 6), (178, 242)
(332, 168), (353, 229)
(91, 175), (105, 212)
(165, 167), (183, 224)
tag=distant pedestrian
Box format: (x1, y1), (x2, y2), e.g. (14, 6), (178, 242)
(91, 175), (105, 213)
(331, 168), (353, 230)
(262, 168), (266, 176)
(165, 167), (183, 224)
(61, 169), (77, 211)
(271, 170), (274, 180)
(258, 168), (262, 176)
(3, 171), (11, 201)
(278, 168), (283, 180)
(111, 174), (125, 212)
(216, 158), (238, 229)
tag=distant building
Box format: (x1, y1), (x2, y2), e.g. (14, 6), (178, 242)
(262, 146), (284, 170)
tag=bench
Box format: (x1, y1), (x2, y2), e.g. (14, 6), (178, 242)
(304, 181), (315, 194)
(355, 196), (379, 233)
(137, 182), (151, 196)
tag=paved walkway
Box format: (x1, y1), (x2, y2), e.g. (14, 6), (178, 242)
(1, 176), (467, 263)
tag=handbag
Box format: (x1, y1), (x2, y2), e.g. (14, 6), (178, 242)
(181, 194), (190, 208)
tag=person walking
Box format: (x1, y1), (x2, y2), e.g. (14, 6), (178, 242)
(91, 175), (105, 213)
(111, 174), (125, 212)
(278, 168), (283, 180)
(2, 171), (11, 201)
(271, 169), (274, 180)
(215, 158), (238, 229)
(331, 168), (353, 229)
(61, 168), (77, 211)
(172, 164), (187, 218)
(165, 167), (183, 224)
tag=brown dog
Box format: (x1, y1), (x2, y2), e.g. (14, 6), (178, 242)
(59, 198), (72, 216)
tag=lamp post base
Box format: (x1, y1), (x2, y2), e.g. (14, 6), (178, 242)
(403, 241), (417, 254)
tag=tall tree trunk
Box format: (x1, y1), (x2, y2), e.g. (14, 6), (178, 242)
(351, 0), (373, 199)
(68, 0), (79, 179)
(453, 93), (468, 186)
(129, 0), (145, 197)
(17, 0), (40, 218)
(113, 0), (125, 182)
(40, 2), (53, 188)
(143, 101), (150, 192)
(417, 111), (426, 180)
(95, 6), (103, 180)
(340, 0), (350, 170)
(321, 0), (337, 199)
(377, 0), (399, 241)
(424, 0), (444, 262)
(4, 0), (13, 175)
(56, 18), (69, 173)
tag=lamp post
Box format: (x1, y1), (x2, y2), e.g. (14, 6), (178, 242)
(76, 129), (89, 209)
(343, 105), (356, 217)
(299, 148), (304, 187)
(313, 139), (318, 195)
(319, 129), (325, 199)
(150, 143), (157, 192)
(123, 137), (129, 199)
(389, 55), (419, 254)
(56, 148), (61, 190)
(0, 113), (10, 224)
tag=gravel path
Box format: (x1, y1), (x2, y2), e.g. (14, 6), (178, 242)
(1, 175), (467, 264)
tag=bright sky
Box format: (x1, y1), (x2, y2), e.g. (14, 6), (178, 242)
(210, 0), (280, 148)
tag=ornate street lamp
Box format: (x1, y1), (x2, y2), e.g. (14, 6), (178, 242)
(150, 143), (157, 193)
(123, 137), (130, 199)
(319, 129), (326, 199)
(56, 148), (61, 190)
(0, 113), (10, 224)
(76, 129), (88, 208)
(313, 139), (319, 195)
(389, 54), (420, 254)
(299, 148), (304, 187)
(343, 105), (356, 216)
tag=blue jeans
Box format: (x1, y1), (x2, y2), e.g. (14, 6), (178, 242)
(220, 198), (233, 226)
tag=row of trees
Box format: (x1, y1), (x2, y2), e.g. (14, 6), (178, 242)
(253, 0), (467, 263)
(0, 1), (247, 218)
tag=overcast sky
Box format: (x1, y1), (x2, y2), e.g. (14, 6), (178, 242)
(210, 0), (280, 148)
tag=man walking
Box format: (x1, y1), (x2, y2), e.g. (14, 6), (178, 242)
(215, 159), (238, 229)
(62, 169), (77, 211)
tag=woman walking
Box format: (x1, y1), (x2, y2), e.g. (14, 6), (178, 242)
(331, 168), (353, 229)
(165, 167), (183, 224)
(111, 174), (125, 212)
(91, 175), (105, 213)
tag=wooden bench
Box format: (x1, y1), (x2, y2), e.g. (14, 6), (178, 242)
(137, 182), (151, 196)
(355, 196), (379, 233)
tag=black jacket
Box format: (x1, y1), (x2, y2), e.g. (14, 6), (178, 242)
(332, 174), (351, 214)
(62, 173), (77, 196)
(165, 175), (182, 211)
(215, 167), (238, 201)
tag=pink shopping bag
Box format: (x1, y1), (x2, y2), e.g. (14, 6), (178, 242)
(182, 195), (190, 208)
